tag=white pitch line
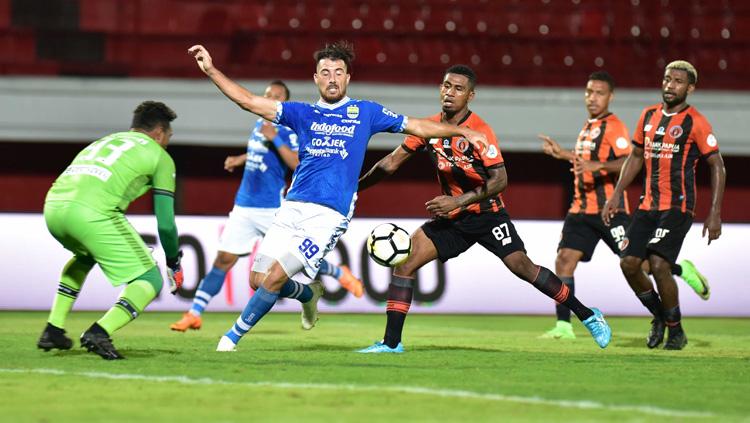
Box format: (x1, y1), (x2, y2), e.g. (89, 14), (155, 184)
(0, 368), (713, 418)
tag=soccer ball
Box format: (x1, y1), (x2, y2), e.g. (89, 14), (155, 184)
(366, 223), (411, 267)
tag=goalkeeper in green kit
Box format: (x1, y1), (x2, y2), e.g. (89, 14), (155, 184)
(38, 101), (184, 360)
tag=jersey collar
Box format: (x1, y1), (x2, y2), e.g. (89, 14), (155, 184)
(316, 96), (351, 110)
(587, 112), (612, 123)
(661, 103), (691, 117)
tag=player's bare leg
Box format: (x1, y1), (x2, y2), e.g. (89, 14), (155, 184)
(504, 251), (611, 348)
(359, 228), (438, 353)
(541, 248), (582, 339)
(649, 254), (687, 350)
(171, 250), (239, 331)
(621, 255), (666, 348)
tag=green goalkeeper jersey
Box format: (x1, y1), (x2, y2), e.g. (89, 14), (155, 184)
(46, 131), (176, 212)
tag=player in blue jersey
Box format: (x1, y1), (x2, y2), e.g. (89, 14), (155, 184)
(188, 41), (489, 352)
(170, 80), (364, 332)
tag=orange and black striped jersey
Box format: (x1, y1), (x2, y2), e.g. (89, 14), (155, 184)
(633, 104), (719, 213)
(569, 113), (631, 214)
(402, 111), (504, 218)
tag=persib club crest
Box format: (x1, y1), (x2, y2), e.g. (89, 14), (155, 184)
(346, 105), (359, 119)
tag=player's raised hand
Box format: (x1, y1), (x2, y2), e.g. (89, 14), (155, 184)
(539, 134), (562, 158)
(426, 195), (460, 218)
(702, 212), (722, 245)
(188, 44), (214, 74)
(224, 154), (246, 172)
(463, 128), (489, 153)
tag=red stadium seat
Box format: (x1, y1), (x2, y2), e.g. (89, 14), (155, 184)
(106, 35), (230, 76)
(78, 0), (136, 33)
(0, 0), (10, 30)
(0, 30), (35, 64)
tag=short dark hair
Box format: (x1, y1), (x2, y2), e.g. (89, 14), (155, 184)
(314, 40), (355, 73)
(445, 64), (477, 90)
(131, 101), (177, 131)
(269, 79), (290, 100)
(588, 71), (615, 91)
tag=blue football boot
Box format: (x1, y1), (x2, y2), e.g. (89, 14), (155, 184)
(582, 308), (612, 349)
(357, 341), (405, 353)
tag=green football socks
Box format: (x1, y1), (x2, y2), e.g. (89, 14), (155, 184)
(48, 256), (95, 329)
(97, 268), (161, 335)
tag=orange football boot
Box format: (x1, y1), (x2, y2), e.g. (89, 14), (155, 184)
(170, 312), (202, 331)
(337, 265), (364, 298)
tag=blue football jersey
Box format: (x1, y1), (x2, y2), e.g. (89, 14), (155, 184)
(275, 97), (408, 217)
(234, 118), (299, 208)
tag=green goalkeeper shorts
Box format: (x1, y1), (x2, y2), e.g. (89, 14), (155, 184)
(44, 201), (156, 286)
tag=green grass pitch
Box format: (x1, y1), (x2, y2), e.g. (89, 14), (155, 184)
(1, 311), (748, 422)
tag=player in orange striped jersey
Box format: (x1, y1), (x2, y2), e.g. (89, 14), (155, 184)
(538, 71), (632, 339)
(357, 65), (612, 353)
(602, 61), (726, 350)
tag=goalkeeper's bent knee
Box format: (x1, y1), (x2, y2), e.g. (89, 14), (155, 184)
(131, 266), (163, 293)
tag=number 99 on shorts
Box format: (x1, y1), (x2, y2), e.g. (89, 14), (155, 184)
(298, 238), (320, 259)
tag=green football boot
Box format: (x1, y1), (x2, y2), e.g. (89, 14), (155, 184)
(539, 320), (576, 339)
(679, 260), (710, 300)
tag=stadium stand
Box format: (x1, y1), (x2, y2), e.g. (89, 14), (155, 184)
(0, 0), (746, 88)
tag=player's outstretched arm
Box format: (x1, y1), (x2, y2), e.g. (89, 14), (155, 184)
(405, 117), (488, 151)
(572, 156), (627, 175)
(359, 145), (413, 191)
(188, 45), (277, 121)
(425, 166), (507, 218)
(703, 153), (726, 244)
(539, 134), (575, 161)
(276, 145), (300, 170)
(602, 145), (644, 224)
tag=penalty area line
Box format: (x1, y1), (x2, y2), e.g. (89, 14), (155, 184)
(0, 367), (713, 418)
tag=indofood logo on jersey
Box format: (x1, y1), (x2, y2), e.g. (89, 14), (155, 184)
(310, 122), (356, 137)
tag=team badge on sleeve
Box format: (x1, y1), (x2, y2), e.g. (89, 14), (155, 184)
(486, 145), (499, 159)
(615, 137), (629, 149)
(707, 134), (717, 147)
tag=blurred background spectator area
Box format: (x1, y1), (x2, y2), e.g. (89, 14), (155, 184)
(1, 0), (748, 88)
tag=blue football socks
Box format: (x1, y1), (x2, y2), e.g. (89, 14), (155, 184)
(225, 286), (279, 344)
(189, 267), (227, 316)
(318, 259), (341, 279)
(279, 279), (313, 302)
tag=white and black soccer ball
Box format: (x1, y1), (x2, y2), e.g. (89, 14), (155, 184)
(366, 223), (411, 267)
